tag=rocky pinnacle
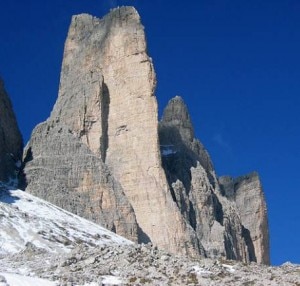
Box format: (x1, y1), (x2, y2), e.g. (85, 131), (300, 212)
(23, 7), (270, 264)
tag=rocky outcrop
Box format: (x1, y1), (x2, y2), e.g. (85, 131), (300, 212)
(159, 98), (239, 259)
(23, 7), (199, 254)
(0, 78), (23, 185)
(23, 123), (138, 241)
(219, 173), (270, 264)
(159, 96), (214, 176)
(2, 241), (299, 286)
(23, 10), (140, 242)
(159, 96), (269, 264)
(0, 188), (294, 285)
(23, 6), (269, 264)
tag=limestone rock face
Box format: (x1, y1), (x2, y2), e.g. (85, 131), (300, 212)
(23, 7), (199, 254)
(159, 96), (214, 175)
(23, 123), (137, 241)
(219, 173), (270, 264)
(159, 97), (270, 264)
(23, 9), (141, 241)
(0, 79), (23, 184)
(23, 6), (269, 264)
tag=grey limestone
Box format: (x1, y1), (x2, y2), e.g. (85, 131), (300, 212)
(22, 6), (270, 264)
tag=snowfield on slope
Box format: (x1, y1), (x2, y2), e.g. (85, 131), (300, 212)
(0, 188), (132, 255)
(1, 188), (299, 286)
(0, 272), (57, 286)
(0, 272), (123, 286)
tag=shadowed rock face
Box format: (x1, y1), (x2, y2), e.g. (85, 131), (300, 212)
(159, 97), (270, 264)
(23, 7), (269, 263)
(0, 79), (23, 185)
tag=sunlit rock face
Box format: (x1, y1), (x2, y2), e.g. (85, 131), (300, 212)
(0, 79), (23, 185)
(23, 6), (269, 264)
(23, 123), (138, 241)
(23, 8), (141, 243)
(219, 173), (270, 264)
(23, 7), (199, 254)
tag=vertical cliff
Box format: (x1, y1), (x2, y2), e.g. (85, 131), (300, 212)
(159, 96), (269, 263)
(0, 78), (23, 185)
(24, 7), (200, 255)
(23, 122), (138, 241)
(23, 6), (270, 263)
(219, 173), (270, 264)
(23, 11), (140, 242)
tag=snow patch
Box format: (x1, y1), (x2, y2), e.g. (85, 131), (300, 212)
(0, 189), (133, 255)
(160, 145), (177, 156)
(0, 272), (57, 286)
(222, 263), (236, 273)
(101, 276), (123, 285)
(192, 265), (212, 277)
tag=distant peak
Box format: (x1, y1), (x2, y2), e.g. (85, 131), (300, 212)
(161, 95), (194, 142)
(162, 95), (191, 124)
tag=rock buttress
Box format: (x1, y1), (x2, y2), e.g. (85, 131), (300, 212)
(24, 7), (200, 255)
(159, 96), (269, 264)
(24, 123), (137, 241)
(219, 173), (270, 264)
(24, 7), (269, 262)
(0, 78), (23, 185)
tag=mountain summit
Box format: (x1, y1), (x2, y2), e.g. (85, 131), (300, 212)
(22, 6), (269, 264)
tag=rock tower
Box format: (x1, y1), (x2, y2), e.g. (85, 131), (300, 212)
(23, 7), (270, 264)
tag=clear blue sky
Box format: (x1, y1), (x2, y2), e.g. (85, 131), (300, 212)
(1, 0), (299, 265)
